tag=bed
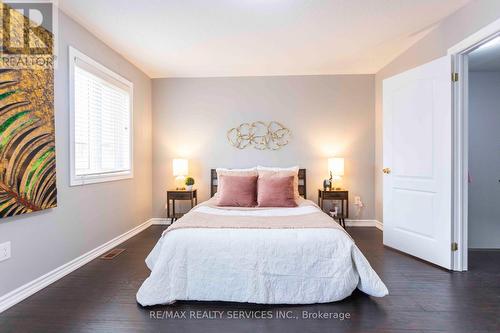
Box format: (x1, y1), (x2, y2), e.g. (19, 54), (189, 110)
(136, 169), (388, 306)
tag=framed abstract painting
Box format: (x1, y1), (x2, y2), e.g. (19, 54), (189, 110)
(0, 2), (57, 218)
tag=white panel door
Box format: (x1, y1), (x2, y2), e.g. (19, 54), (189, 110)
(383, 56), (452, 269)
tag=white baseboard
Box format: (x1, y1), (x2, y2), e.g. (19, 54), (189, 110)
(150, 218), (170, 225)
(345, 219), (382, 229)
(0, 219), (153, 314)
(375, 220), (383, 231)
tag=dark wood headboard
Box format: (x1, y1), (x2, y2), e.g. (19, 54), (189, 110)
(210, 169), (307, 199)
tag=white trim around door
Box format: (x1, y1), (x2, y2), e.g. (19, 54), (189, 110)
(447, 17), (500, 271)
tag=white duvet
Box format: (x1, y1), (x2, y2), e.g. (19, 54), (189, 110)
(136, 202), (388, 306)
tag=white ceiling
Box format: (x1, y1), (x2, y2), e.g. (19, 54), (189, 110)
(469, 36), (500, 71)
(59, 0), (471, 78)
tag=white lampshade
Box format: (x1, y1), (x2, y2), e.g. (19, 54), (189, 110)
(173, 159), (188, 177)
(328, 158), (344, 176)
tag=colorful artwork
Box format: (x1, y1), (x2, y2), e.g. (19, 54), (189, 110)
(0, 3), (56, 218)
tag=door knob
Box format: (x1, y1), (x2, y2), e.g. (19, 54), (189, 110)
(383, 168), (391, 174)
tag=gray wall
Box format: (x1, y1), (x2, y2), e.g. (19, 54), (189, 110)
(0, 12), (152, 296)
(374, 0), (500, 223)
(152, 75), (375, 220)
(468, 72), (500, 248)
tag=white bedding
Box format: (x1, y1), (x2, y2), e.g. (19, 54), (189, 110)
(136, 201), (388, 306)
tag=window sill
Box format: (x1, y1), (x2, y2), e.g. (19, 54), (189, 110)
(70, 171), (133, 186)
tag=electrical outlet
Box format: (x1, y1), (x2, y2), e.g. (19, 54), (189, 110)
(354, 196), (361, 205)
(0, 241), (11, 262)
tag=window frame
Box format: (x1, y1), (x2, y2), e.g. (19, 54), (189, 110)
(69, 46), (134, 186)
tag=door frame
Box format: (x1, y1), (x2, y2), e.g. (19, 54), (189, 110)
(447, 18), (500, 271)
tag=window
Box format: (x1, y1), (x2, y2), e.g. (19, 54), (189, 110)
(69, 47), (133, 186)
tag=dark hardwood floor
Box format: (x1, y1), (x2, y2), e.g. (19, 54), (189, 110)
(1, 226), (499, 333)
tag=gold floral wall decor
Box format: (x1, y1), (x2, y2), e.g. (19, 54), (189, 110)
(227, 121), (292, 150)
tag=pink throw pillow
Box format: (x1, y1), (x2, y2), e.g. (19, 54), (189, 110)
(216, 175), (258, 207)
(257, 166), (300, 201)
(257, 176), (297, 207)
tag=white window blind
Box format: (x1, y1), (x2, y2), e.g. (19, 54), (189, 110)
(70, 47), (133, 186)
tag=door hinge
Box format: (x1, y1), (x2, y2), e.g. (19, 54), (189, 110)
(451, 242), (458, 251)
(452, 73), (459, 82)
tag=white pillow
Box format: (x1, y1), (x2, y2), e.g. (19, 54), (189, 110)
(216, 167), (258, 177)
(257, 166), (299, 172)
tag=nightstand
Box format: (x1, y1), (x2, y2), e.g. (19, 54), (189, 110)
(167, 189), (197, 223)
(318, 189), (348, 228)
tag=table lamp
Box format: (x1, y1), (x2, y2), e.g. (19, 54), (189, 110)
(173, 158), (188, 190)
(328, 157), (344, 190)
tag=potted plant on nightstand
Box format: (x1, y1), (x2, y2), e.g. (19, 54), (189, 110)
(185, 177), (195, 191)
